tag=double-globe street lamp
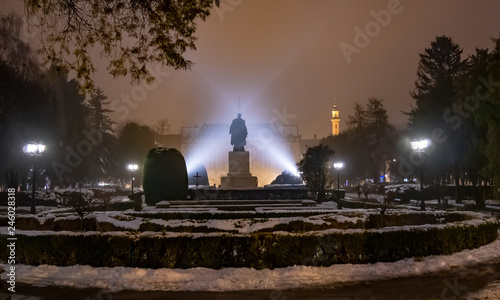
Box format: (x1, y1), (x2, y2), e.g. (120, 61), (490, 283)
(411, 139), (430, 211)
(127, 164), (139, 197)
(23, 142), (45, 214)
(333, 162), (344, 202)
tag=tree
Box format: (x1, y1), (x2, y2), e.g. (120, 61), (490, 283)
(452, 48), (493, 206)
(406, 35), (467, 202)
(0, 13), (40, 79)
(56, 189), (97, 231)
(114, 122), (156, 181)
(297, 144), (334, 202)
(85, 88), (116, 181)
(464, 37), (500, 199)
(25, 0), (219, 91)
(46, 65), (89, 186)
(326, 98), (396, 183)
(153, 118), (171, 135)
(0, 15), (98, 189)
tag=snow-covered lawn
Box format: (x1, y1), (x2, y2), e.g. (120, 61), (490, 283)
(2, 230), (500, 294)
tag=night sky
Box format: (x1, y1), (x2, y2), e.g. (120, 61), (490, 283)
(5, 0), (500, 138)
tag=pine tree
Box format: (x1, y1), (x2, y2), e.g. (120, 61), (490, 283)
(85, 88), (116, 181)
(406, 36), (467, 200)
(469, 37), (500, 197)
(114, 122), (156, 182)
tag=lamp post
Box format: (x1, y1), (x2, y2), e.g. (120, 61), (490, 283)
(411, 139), (430, 211)
(333, 162), (344, 202)
(127, 164), (138, 197)
(23, 142), (45, 214)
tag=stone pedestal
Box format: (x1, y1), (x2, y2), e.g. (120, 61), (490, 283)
(220, 151), (258, 188)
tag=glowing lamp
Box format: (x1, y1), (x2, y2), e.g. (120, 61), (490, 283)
(127, 164), (139, 197)
(410, 139), (429, 152)
(23, 143), (45, 156)
(333, 162), (344, 204)
(24, 142), (45, 214)
(410, 139), (429, 211)
(127, 164), (139, 172)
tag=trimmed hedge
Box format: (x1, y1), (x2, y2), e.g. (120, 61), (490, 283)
(1, 220), (497, 269)
(143, 148), (188, 205)
(0, 211), (478, 233)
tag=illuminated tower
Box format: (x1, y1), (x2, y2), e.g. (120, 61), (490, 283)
(331, 104), (340, 136)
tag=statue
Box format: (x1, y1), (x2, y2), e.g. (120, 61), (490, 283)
(229, 113), (248, 151)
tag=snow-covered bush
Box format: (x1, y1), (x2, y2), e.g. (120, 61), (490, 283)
(2, 212), (497, 269)
(55, 189), (96, 230)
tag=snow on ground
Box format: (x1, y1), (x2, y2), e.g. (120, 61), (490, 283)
(2, 231), (500, 294)
(467, 282), (500, 299)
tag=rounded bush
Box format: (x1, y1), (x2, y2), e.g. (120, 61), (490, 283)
(143, 148), (188, 205)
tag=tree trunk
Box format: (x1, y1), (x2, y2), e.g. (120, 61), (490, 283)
(454, 168), (462, 204)
(437, 177), (441, 207)
(476, 178), (486, 208)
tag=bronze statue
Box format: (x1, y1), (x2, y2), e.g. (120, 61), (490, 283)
(229, 113), (247, 151)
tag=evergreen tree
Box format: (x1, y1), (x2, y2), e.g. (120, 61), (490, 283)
(46, 65), (88, 186)
(85, 88), (116, 181)
(468, 37), (500, 196)
(406, 36), (467, 200)
(453, 48), (493, 205)
(114, 122), (156, 182)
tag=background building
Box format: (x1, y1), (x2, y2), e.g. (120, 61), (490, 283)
(156, 122), (317, 186)
(156, 105), (340, 186)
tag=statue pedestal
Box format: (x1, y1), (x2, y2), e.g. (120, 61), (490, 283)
(220, 151), (258, 188)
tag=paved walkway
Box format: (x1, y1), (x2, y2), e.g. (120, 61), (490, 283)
(2, 261), (499, 299)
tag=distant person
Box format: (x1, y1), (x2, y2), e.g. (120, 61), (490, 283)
(229, 113), (248, 151)
(357, 184), (361, 199)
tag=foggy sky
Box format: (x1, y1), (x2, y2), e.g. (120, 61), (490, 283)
(6, 0), (500, 138)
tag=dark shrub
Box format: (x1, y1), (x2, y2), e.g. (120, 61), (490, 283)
(143, 148), (188, 205)
(271, 171), (303, 185)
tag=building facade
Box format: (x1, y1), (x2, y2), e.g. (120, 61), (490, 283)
(156, 122), (321, 186)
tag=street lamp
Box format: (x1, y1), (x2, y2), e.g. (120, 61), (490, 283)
(411, 139), (430, 211)
(333, 162), (344, 202)
(127, 164), (139, 197)
(23, 142), (45, 214)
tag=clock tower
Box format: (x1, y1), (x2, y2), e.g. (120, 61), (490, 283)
(331, 104), (340, 136)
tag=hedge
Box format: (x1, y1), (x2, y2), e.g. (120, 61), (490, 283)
(143, 148), (188, 205)
(1, 220), (497, 269)
(0, 211), (478, 233)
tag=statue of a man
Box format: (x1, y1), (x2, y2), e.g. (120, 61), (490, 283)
(229, 113), (248, 151)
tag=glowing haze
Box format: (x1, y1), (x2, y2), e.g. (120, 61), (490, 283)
(89, 0), (500, 139)
(4, 0), (500, 137)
